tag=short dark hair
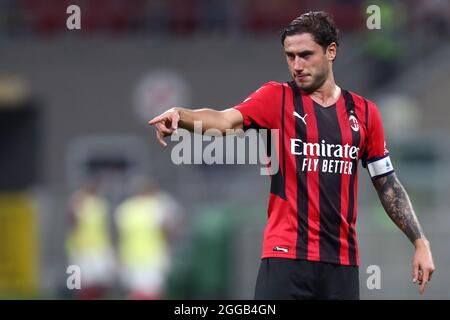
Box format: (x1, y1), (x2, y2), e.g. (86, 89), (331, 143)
(281, 11), (339, 51)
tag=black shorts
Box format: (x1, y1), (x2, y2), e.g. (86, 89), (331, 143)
(254, 258), (359, 300)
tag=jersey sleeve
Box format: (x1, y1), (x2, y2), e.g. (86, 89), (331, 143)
(362, 100), (395, 179)
(233, 81), (280, 130)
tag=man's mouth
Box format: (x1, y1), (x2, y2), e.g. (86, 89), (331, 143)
(295, 74), (309, 80)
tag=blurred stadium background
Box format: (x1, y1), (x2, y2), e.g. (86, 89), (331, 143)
(0, 0), (449, 299)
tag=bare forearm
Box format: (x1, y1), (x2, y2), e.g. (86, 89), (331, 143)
(175, 107), (242, 134)
(372, 173), (425, 244)
(149, 106), (243, 146)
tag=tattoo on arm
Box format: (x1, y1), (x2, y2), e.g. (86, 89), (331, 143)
(372, 173), (425, 244)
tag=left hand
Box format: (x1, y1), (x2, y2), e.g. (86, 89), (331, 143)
(412, 238), (435, 295)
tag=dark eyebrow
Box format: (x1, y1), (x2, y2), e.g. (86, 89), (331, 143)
(285, 50), (314, 57)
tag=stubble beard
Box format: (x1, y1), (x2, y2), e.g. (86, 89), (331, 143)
(295, 65), (329, 94)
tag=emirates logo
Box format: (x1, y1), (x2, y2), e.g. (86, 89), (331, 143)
(349, 115), (359, 132)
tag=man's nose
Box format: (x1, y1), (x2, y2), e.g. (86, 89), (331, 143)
(294, 56), (303, 71)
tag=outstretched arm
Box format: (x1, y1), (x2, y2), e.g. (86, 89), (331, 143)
(148, 107), (243, 146)
(372, 172), (435, 295)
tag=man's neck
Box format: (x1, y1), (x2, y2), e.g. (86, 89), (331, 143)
(309, 76), (341, 107)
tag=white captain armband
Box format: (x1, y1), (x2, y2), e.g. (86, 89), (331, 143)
(367, 155), (394, 179)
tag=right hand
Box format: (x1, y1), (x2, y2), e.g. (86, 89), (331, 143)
(148, 108), (180, 147)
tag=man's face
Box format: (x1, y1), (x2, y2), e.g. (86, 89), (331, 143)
(283, 33), (336, 92)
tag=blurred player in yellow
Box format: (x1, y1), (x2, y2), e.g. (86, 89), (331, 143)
(66, 176), (115, 299)
(115, 176), (181, 299)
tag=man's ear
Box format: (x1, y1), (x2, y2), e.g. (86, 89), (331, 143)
(327, 42), (337, 61)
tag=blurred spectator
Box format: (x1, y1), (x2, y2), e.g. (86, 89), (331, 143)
(328, 0), (364, 32)
(17, 0), (147, 35)
(407, 0), (450, 47)
(242, 0), (303, 34)
(362, 0), (406, 90)
(66, 176), (115, 300)
(197, 0), (232, 34)
(8, 0), (368, 37)
(143, 0), (170, 34)
(168, 0), (199, 35)
(115, 176), (182, 300)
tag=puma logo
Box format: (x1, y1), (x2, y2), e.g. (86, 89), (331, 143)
(273, 246), (289, 253)
(293, 111), (308, 125)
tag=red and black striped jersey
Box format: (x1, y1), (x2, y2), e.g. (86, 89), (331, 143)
(234, 81), (394, 266)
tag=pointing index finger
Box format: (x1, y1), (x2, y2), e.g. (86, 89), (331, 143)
(148, 115), (163, 125)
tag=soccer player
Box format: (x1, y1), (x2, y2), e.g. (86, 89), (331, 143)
(148, 11), (435, 299)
